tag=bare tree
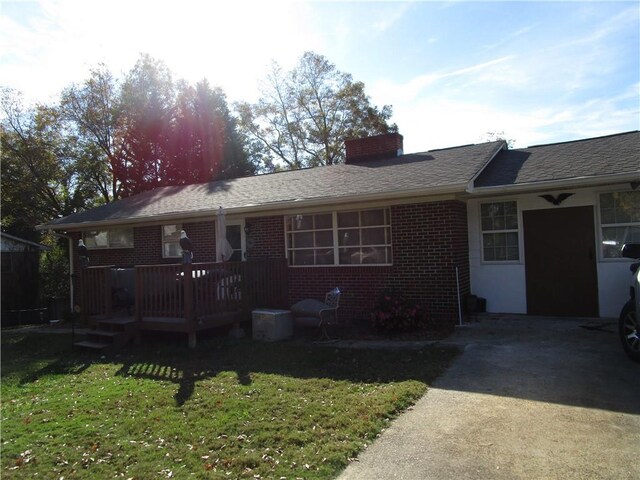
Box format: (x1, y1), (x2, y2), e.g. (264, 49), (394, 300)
(236, 52), (396, 171)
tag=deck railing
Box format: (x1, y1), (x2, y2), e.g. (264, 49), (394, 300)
(78, 265), (114, 320)
(77, 260), (286, 319)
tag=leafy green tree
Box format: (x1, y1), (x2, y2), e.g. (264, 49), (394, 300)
(59, 65), (125, 203)
(39, 232), (70, 302)
(116, 54), (175, 196)
(1, 89), (92, 240)
(59, 54), (253, 199)
(167, 80), (256, 183)
(236, 51), (397, 170)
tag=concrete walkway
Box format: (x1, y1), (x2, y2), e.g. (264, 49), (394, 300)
(338, 316), (640, 479)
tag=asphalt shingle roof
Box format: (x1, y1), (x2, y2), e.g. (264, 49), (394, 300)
(474, 131), (640, 188)
(43, 141), (504, 229)
(43, 131), (639, 230)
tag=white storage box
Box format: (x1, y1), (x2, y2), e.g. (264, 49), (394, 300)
(252, 309), (293, 341)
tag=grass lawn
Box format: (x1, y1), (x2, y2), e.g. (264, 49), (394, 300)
(1, 329), (458, 479)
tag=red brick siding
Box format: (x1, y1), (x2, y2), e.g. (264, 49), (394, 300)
(288, 266), (391, 322)
(345, 133), (404, 163)
(390, 201), (469, 324)
(182, 222), (216, 263)
(71, 220), (217, 270)
(287, 201), (469, 326)
(70, 200), (469, 327)
(245, 216), (285, 259)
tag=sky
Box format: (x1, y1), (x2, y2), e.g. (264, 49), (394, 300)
(1, 0), (639, 153)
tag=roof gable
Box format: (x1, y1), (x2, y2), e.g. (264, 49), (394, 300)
(474, 131), (640, 188)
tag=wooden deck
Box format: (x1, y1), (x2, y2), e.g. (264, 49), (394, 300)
(77, 259), (288, 347)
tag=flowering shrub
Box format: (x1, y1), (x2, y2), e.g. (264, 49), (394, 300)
(370, 290), (428, 333)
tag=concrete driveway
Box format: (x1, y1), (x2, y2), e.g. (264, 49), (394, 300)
(338, 316), (640, 479)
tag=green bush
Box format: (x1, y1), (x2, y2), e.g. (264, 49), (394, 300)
(39, 233), (69, 302)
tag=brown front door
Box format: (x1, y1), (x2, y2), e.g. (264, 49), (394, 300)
(523, 206), (599, 317)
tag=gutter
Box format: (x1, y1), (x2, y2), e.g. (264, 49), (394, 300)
(465, 171), (640, 196)
(36, 183), (470, 231)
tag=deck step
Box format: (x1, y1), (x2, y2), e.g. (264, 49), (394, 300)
(74, 340), (112, 351)
(87, 331), (121, 344)
(90, 330), (121, 337)
(97, 317), (137, 326)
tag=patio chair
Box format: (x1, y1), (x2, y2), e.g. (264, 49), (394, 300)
(291, 287), (341, 340)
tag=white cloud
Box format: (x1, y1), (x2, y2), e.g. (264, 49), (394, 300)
(370, 55), (516, 104)
(1, 0), (321, 103)
(370, 2), (413, 33)
(394, 90), (639, 154)
(482, 24), (536, 51)
(369, 2), (638, 153)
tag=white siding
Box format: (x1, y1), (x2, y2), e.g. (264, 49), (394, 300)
(467, 184), (637, 318)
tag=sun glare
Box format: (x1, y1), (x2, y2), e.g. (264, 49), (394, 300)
(118, 1), (313, 101)
(4, 0), (316, 104)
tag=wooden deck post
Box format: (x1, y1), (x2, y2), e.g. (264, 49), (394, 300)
(183, 263), (196, 348)
(134, 267), (143, 344)
(104, 266), (113, 319)
(77, 268), (87, 324)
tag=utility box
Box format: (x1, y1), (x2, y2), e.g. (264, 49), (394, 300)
(252, 309), (293, 341)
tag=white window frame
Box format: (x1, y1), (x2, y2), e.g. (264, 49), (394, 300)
(161, 224), (182, 259)
(480, 200), (520, 264)
(225, 219), (247, 262)
(285, 208), (392, 267)
(84, 228), (134, 249)
(598, 191), (640, 260)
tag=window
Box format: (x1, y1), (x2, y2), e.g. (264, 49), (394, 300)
(225, 224), (244, 262)
(599, 191), (640, 258)
(286, 213), (334, 266)
(285, 209), (391, 266)
(162, 224), (182, 258)
(481, 201), (519, 262)
(84, 228), (133, 249)
(337, 209), (392, 265)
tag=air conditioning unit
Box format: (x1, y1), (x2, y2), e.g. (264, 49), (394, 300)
(252, 309), (293, 341)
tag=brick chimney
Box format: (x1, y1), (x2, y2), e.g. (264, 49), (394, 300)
(345, 132), (404, 164)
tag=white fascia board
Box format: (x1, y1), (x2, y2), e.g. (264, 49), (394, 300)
(466, 172), (640, 197)
(37, 183), (469, 232)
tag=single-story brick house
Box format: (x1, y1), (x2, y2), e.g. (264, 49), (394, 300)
(39, 131), (639, 332)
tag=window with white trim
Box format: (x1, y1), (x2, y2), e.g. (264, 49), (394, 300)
(599, 191), (640, 258)
(285, 208), (392, 266)
(84, 228), (134, 249)
(337, 209), (392, 265)
(480, 201), (519, 262)
(162, 224), (182, 258)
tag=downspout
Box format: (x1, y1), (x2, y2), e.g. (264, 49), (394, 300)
(49, 230), (74, 312)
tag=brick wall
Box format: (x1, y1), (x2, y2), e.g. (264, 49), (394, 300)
(345, 132), (404, 163)
(287, 200), (470, 326)
(70, 220), (217, 271)
(70, 200), (470, 327)
(390, 201), (470, 324)
(245, 216), (284, 259)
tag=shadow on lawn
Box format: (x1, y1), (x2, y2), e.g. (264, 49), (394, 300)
(2, 332), (95, 386)
(110, 337), (457, 406)
(19, 359), (93, 386)
(5, 332), (458, 407)
(114, 360), (222, 406)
